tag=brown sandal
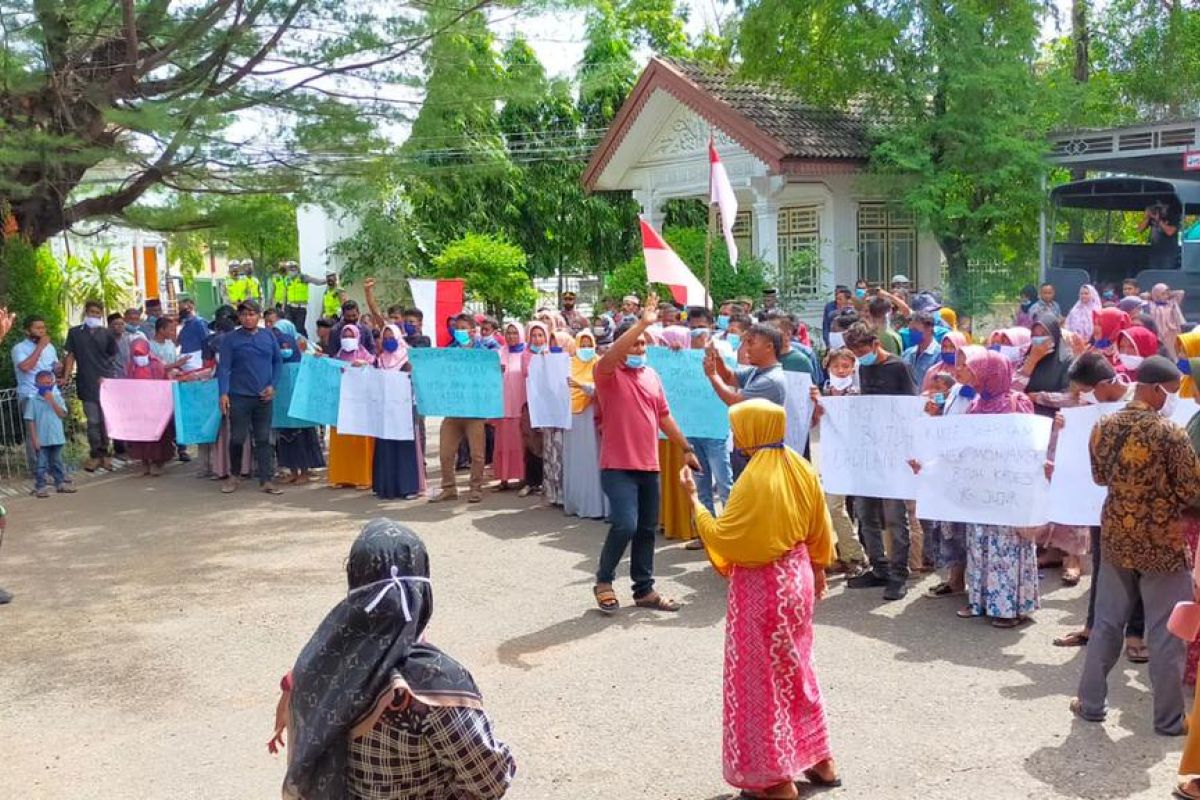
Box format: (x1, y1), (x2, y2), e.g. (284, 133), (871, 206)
(634, 592), (681, 612)
(1175, 779), (1200, 800)
(593, 584), (619, 614)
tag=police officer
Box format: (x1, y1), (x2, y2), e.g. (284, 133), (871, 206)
(282, 260), (324, 337)
(270, 262), (288, 310)
(321, 272), (344, 320)
(225, 260), (244, 305)
(239, 259), (263, 302)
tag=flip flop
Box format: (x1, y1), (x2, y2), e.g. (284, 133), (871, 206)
(926, 581), (963, 598)
(956, 606), (982, 619)
(991, 617), (1029, 629)
(1174, 780), (1200, 800)
(634, 592), (681, 612)
(1053, 631), (1090, 647)
(1125, 642), (1150, 663)
(801, 767), (843, 788)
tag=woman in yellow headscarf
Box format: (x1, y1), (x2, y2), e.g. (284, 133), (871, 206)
(563, 330), (607, 518)
(680, 399), (839, 799)
(1177, 330), (1200, 398)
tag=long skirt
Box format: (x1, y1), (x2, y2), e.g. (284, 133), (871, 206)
(210, 416), (252, 479)
(328, 426), (374, 488)
(372, 438), (425, 499)
(542, 428), (564, 505)
(965, 524), (1039, 620)
(1181, 678), (1200, 774)
(275, 427), (325, 471)
(724, 545), (831, 791)
(659, 440), (694, 540)
(1184, 515), (1200, 686)
(491, 417), (525, 483)
(129, 418), (176, 465)
(563, 407), (607, 519)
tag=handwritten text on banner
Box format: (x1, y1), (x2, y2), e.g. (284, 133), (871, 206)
(816, 395), (926, 500)
(647, 347), (729, 441)
(407, 348), (503, 418)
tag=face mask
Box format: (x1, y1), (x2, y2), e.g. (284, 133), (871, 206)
(933, 392), (946, 405)
(1119, 353), (1144, 370)
(858, 351), (878, 367)
(1094, 338), (1112, 350)
(288, 270), (299, 278)
(452, 329), (471, 345)
(509, 342), (525, 353)
(1156, 300), (1169, 307)
(855, 288), (867, 299)
(1031, 335), (1051, 347)
(402, 322), (418, 337)
(530, 343), (545, 354)
(577, 348), (596, 362)
(1103, 291), (1115, 301)
(549, 345), (563, 353)
(999, 345), (1020, 362)
(940, 352), (956, 366)
(83, 315), (102, 328)
(625, 355), (646, 369)
(37, 384), (53, 396)
(1178, 358), (1193, 376)
(828, 331), (845, 349)
(726, 333), (742, 350)
(829, 373), (854, 391)
(909, 330), (924, 347)
(592, 326), (607, 337)
(1079, 389), (1097, 405)
(340, 337), (357, 352)
(382, 339), (399, 353)
(1159, 384), (1180, 418)
(279, 347), (294, 359)
(179, 310), (192, 320)
(716, 314), (730, 331)
(133, 355), (150, 367)
(958, 384), (977, 400)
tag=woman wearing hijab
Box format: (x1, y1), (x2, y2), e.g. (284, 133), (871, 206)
(492, 323), (528, 492)
(563, 330), (608, 519)
(1178, 329), (1200, 399)
(125, 338), (176, 476)
(1014, 285), (1038, 328)
(1014, 314), (1072, 417)
(1150, 283), (1186, 359)
(273, 320), (325, 484)
(1065, 284), (1102, 341)
(270, 519), (516, 800)
(681, 399), (839, 799)
(1115, 327), (1159, 379)
(1090, 307), (1132, 366)
(372, 324), (425, 500)
(527, 321), (566, 505)
(987, 327), (1031, 370)
(955, 348), (1039, 627)
(920, 331), (968, 393)
(327, 326), (375, 490)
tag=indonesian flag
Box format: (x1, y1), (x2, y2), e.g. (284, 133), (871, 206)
(408, 278), (465, 348)
(709, 140), (738, 267)
(640, 218), (708, 308)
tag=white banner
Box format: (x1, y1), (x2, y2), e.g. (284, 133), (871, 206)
(526, 353), (573, 430)
(1046, 403), (1125, 525)
(1171, 398), (1200, 428)
(783, 372), (813, 454)
(816, 395), (926, 500)
(336, 367), (414, 440)
(915, 414), (1053, 526)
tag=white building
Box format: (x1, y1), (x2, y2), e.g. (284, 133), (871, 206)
(583, 57), (944, 318)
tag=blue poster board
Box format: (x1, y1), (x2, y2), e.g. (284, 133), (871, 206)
(272, 362), (312, 428)
(173, 379), (221, 444)
(646, 346), (729, 440)
(407, 348), (503, 418)
(288, 355), (344, 427)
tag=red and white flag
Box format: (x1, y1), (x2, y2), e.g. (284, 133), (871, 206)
(408, 278), (465, 348)
(640, 218), (708, 308)
(709, 140), (739, 267)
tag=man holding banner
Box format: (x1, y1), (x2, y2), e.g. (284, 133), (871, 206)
(216, 300), (282, 495)
(592, 295), (700, 615)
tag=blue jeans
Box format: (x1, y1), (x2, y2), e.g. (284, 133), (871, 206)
(688, 437), (731, 515)
(35, 444), (66, 490)
(596, 469), (660, 598)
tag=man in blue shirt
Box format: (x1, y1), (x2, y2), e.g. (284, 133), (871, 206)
(901, 310), (941, 389)
(11, 315), (59, 471)
(217, 300), (282, 494)
(176, 297), (210, 357)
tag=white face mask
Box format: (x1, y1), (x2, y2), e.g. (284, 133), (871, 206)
(340, 337), (357, 352)
(828, 331), (846, 349)
(1079, 389), (1097, 405)
(829, 373), (855, 391)
(998, 345), (1021, 363)
(83, 315), (103, 328)
(133, 355), (150, 367)
(1119, 354), (1144, 371)
(1159, 385), (1180, 418)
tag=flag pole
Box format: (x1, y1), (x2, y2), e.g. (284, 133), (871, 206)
(704, 134), (714, 309)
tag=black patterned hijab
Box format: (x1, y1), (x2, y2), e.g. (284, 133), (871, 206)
(283, 519), (481, 800)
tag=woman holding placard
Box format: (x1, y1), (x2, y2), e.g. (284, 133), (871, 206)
(492, 322), (528, 493)
(125, 338), (176, 477)
(327, 326), (375, 490)
(528, 321), (567, 505)
(371, 324), (424, 500)
(563, 329), (607, 519)
(272, 320), (325, 485)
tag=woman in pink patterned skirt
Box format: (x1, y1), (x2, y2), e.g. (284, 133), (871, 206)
(682, 399), (840, 799)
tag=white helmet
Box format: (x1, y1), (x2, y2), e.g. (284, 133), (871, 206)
(228, 260), (240, 275)
(241, 258), (255, 270)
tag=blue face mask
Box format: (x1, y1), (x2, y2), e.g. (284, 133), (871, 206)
(279, 347), (294, 359)
(625, 355), (646, 369)
(549, 345), (563, 353)
(855, 288), (867, 299)
(716, 314), (730, 331)
(509, 342), (525, 353)
(909, 330), (924, 347)
(452, 329), (471, 345)
(382, 339), (399, 353)
(1031, 335), (1051, 346)
(1094, 338), (1112, 350)
(958, 384), (978, 399)
(577, 348), (595, 362)
(1179, 358), (1193, 376)
(933, 392), (946, 405)
(402, 322), (418, 337)
(37, 384), (53, 396)
(858, 351), (878, 367)
(987, 344), (1002, 352)
(530, 343), (545, 354)
(726, 333), (742, 350)
(940, 352), (956, 366)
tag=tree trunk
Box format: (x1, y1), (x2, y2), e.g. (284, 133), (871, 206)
(1068, 0), (1090, 242)
(939, 235), (971, 310)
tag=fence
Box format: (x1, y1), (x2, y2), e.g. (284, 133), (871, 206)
(0, 381), (93, 488)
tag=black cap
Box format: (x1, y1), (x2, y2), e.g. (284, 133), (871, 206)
(1136, 355), (1182, 385)
(238, 299), (262, 314)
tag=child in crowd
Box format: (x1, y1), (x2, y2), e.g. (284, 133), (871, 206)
(25, 370), (75, 499)
(811, 348), (866, 575)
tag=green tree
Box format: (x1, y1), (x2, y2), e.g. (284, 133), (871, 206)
(0, 240), (65, 386)
(433, 233), (536, 318)
(0, 0), (497, 247)
(60, 250), (132, 314)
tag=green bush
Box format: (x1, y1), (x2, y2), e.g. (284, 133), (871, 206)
(433, 233), (537, 319)
(0, 239), (65, 387)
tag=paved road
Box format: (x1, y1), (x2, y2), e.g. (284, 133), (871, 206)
(0, 462), (1189, 799)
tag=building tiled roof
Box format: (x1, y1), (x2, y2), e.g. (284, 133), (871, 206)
(665, 59), (871, 160)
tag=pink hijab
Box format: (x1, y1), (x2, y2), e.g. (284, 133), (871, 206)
(126, 337), (167, 380)
(500, 322), (527, 419)
(921, 330), (967, 392)
(375, 324), (409, 370)
(334, 325), (372, 363)
(963, 348), (1033, 415)
(1065, 284), (1102, 340)
(658, 325), (691, 351)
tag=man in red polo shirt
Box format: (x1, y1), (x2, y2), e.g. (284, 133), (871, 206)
(592, 293), (702, 615)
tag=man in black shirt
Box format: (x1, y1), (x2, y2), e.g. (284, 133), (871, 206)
(842, 321), (917, 601)
(61, 300), (118, 471)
